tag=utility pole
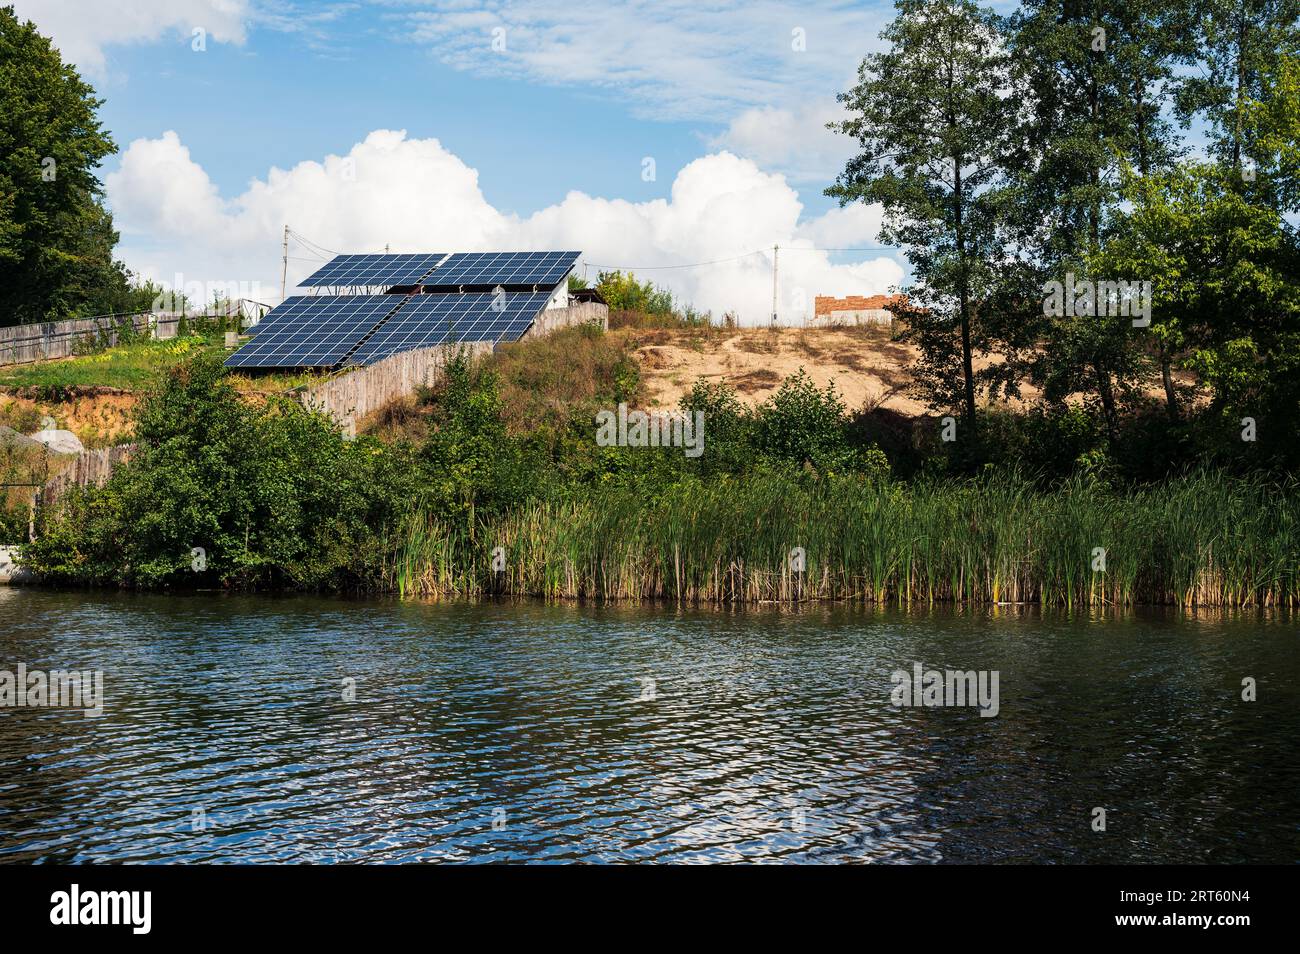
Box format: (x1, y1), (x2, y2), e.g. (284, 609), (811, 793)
(771, 244), (779, 326)
(280, 225), (289, 303)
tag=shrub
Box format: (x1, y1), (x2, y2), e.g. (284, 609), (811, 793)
(23, 356), (417, 589)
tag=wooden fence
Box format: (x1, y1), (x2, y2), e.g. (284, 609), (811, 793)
(0, 314), (154, 366)
(299, 342), (494, 437)
(524, 302), (608, 338)
(0, 302), (264, 366)
(42, 444), (136, 505)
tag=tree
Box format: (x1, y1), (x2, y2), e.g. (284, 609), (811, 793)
(1174, 0), (1300, 174)
(1005, 2), (1211, 438)
(828, 0), (1018, 425)
(0, 5), (132, 324)
(1006, 1), (1190, 258)
(1240, 49), (1300, 212)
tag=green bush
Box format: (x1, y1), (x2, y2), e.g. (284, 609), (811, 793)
(23, 356), (417, 589)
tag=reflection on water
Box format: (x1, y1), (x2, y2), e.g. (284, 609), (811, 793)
(0, 588), (1296, 863)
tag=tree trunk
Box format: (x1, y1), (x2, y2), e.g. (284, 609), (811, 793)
(953, 158), (977, 426)
(1233, 13), (1246, 168)
(1089, 74), (1101, 248)
(1161, 352), (1180, 422)
(1135, 77), (1149, 175)
(1096, 368), (1119, 444)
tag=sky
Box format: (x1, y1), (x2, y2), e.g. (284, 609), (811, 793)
(13, 0), (919, 323)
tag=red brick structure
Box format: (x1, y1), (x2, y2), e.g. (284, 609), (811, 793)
(812, 294), (903, 325)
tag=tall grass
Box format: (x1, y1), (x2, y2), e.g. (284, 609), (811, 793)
(387, 471), (1300, 608)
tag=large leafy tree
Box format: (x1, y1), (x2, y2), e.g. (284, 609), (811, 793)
(828, 0), (1018, 425)
(1005, 2), (1218, 437)
(0, 4), (133, 325)
(1006, 0), (1190, 256)
(1175, 0), (1300, 174)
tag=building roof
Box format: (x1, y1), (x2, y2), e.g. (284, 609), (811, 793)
(570, 286), (607, 305)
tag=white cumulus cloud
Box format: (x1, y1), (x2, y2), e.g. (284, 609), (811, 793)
(107, 129), (901, 324)
(10, 0), (251, 76)
(712, 101), (858, 184)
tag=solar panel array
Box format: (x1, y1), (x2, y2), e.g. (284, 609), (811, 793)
(227, 251), (578, 369)
(349, 291), (551, 365)
(224, 296), (403, 368)
(299, 253), (445, 288)
(417, 251), (580, 289)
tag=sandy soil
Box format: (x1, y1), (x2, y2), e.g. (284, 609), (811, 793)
(0, 389), (138, 447)
(626, 324), (1192, 415)
(627, 325), (930, 414)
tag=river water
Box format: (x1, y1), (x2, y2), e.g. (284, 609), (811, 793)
(0, 589), (1295, 863)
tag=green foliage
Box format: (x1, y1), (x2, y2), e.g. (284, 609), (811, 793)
(23, 356), (417, 588)
(594, 270), (711, 327)
(416, 350), (538, 528)
(0, 502), (27, 542)
(1091, 159), (1300, 445)
(0, 6), (136, 324)
(595, 270), (676, 315)
(754, 370), (853, 470)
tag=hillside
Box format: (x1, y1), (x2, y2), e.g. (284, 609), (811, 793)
(625, 324), (926, 414)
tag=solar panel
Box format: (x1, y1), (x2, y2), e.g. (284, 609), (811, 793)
(223, 295), (403, 368)
(419, 251), (579, 289)
(348, 291), (551, 365)
(299, 254), (446, 288)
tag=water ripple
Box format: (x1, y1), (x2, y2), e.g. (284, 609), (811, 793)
(0, 591), (1297, 863)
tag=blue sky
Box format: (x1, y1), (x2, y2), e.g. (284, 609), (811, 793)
(11, 1), (1001, 319)
(91, 12), (728, 220)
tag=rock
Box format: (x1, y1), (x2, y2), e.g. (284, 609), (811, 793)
(0, 425), (45, 451)
(0, 546), (35, 584)
(27, 429), (84, 455)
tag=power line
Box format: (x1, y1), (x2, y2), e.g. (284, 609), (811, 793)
(779, 246), (900, 253)
(580, 246), (899, 272)
(287, 229), (343, 258)
(284, 230), (901, 282)
(581, 250), (765, 271)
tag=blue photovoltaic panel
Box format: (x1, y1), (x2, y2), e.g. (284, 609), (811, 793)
(299, 253), (446, 288)
(348, 291), (551, 365)
(223, 295), (403, 368)
(419, 251), (579, 289)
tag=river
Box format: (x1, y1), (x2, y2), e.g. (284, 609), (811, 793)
(0, 589), (1295, 863)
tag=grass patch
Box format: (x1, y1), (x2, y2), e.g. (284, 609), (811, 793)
(0, 334), (323, 397)
(356, 324), (642, 442)
(0, 335), (228, 391)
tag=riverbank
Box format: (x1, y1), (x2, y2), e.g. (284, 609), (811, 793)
(11, 324), (1300, 602)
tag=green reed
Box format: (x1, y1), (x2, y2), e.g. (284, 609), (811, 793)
(387, 470), (1300, 608)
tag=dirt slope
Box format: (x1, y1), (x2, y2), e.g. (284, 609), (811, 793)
(626, 325), (930, 414)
